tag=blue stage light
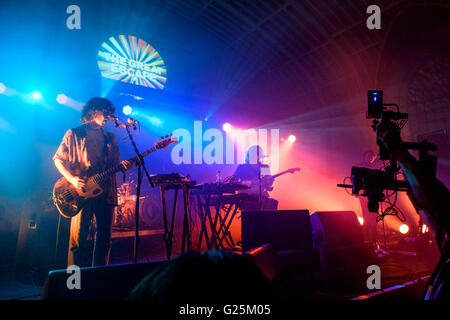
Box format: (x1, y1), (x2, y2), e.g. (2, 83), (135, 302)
(31, 91), (42, 100)
(56, 94), (68, 104)
(123, 105), (132, 115)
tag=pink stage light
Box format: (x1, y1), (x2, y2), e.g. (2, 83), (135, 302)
(399, 224), (409, 234)
(288, 134), (296, 143)
(222, 122), (232, 132)
(357, 217), (364, 226)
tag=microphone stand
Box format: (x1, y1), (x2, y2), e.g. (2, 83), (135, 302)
(115, 119), (154, 263)
(257, 147), (262, 211)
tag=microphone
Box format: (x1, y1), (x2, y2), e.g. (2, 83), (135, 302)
(127, 117), (139, 124)
(107, 115), (137, 130)
(107, 115), (121, 121)
(113, 122), (137, 130)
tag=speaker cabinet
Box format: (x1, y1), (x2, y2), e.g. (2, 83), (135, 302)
(310, 211), (364, 248)
(241, 210), (312, 252)
(41, 261), (166, 300)
(15, 204), (70, 271)
(244, 244), (281, 281)
(310, 211), (374, 275)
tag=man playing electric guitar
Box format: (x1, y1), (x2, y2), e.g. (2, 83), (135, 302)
(233, 145), (300, 211)
(53, 97), (133, 268)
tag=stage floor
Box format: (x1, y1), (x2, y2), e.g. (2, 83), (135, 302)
(0, 247), (436, 301)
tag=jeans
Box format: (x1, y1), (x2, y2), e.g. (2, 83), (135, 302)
(67, 197), (114, 267)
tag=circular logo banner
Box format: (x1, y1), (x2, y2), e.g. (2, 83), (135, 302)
(97, 35), (167, 89)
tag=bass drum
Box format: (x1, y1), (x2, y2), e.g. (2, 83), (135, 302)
(140, 196), (163, 229)
(113, 195), (163, 230)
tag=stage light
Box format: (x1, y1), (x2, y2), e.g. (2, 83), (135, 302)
(399, 224), (409, 234)
(222, 122), (232, 132)
(0, 83), (6, 94)
(288, 134), (296, 143)
(358, 217), (364, 226)
(146, 116), (163, 127)
(31, 91), (42, 100)
(56, 94), (68, 104)
(123, 105), (132, 115)
(422, 224), (429, 234)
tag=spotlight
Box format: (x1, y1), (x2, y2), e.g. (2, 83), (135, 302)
(222, 122), (232, 132)
(399, 224), (409, 234)
(357, 217), (364, 226)
(422, 224), (429, 234)
(288, 134), (296, 143)
(147, 116), (163, 127)
(0, 83), (6, 94)
(123, 105), (132, 115)
(31, 91), (42, 100)
(56, 94), (68, 104)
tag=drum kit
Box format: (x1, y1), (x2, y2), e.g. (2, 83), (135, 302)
(113, 174), (163, 230)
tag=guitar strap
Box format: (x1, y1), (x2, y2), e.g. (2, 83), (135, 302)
(101, 128), (113, 162)
(101, 128), (126, 182)
(101, 128), (117, 178)
(101, 128), (108, 156)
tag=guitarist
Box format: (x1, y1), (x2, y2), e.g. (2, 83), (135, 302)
(53, 97), (132, 267)
(233, 145), (279, 211)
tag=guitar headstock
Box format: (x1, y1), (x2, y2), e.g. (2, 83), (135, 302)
(288, 167), (301, 174)
(155, 134), (178, 150)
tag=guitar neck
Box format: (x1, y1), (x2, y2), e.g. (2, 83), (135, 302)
(93, 146), (158, 183)
(271, 168), (299, 179)
(271, 170), (290, 179)
(127, 145), (158, 165)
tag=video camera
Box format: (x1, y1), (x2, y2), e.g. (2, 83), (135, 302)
(338, 90), (437, 214)
(367, 90), (408, 160)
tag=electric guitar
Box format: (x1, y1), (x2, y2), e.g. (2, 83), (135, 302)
(270, 167), (301, 180)
(240, 167), (301, 195)
(53, 135), (178, 218)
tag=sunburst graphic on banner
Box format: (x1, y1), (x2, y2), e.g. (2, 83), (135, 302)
(97, 35), (167, 89)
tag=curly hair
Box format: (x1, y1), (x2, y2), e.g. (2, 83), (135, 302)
(80, 97), (116, 124)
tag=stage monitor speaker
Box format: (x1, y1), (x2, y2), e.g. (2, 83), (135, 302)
(15, 202), (70, 271)
(310, 211), (364, 248)
(41, 261), (166, 300)
(244, 243), (281, 281)
(241, 210), (312, 252)
(309, 211), (374, 276)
